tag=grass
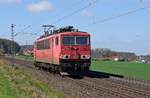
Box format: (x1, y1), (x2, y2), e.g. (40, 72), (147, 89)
(0, 70), (17, 98)
(91, 61), (150, 80)
(15, 55), (34, 61)
(0, 59), (65, 98)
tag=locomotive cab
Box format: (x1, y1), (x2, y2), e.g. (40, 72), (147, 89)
(60, 32), (91, 72)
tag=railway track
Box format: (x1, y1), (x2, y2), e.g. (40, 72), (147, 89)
(82, 77), (150, 98)
(87, 71), (150, 87)
(2, 57), (150, 98)
(107, 77), (150, 91)
(84, 71), (150, 92)
(110, 77), (150, 87)
(66, 77), (136, 98)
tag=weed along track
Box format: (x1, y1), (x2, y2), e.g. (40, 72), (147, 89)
(3, 57), (150, 98)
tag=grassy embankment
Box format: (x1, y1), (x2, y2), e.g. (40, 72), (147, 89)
(91, 61), (150, 80)
(0, 59), (65, 98)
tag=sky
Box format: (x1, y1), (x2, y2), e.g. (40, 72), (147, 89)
(0, 0), (150, 55)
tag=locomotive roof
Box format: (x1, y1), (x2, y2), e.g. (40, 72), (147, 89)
(36, 31), (90, 41)
(36, 26), (90, 42)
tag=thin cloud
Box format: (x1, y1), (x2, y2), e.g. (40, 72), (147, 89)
(0, 0), (21, 4)
(85, 0), (97, 4)
(80, 10), (91, 17)
(26, 0), (53, 13)
(140, 0), (150, 6)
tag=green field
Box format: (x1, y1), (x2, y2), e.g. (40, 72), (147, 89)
(0, 60), (65, 98)
(91, 61), (150, 80)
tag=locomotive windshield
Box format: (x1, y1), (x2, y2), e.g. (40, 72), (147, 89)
(62, 36), (89, 45)
(62, 36), (75, 45)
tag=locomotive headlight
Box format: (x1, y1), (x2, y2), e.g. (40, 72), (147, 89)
(60, 55), (70, 59)
(81, 55), (91, 59)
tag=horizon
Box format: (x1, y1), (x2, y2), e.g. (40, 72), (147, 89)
(19, 44), (149, 56)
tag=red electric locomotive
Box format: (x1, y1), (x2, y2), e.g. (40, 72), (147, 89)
(34, 26), (91, 73)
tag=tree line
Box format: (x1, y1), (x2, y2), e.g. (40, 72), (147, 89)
(92, 48), (137, 61)
(0, 38), (21, 55)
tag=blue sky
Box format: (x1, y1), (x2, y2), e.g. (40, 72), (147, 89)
(0, 0), (150, 55)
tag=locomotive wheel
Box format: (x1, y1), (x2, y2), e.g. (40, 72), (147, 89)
(34, 62), (41, 70)
(34, 61), (38, 68)
(85, 66), (90, 72)
(50, 65), (57, 74)
(56, 66), (62, 73)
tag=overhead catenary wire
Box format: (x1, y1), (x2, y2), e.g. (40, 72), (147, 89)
(52, 0), (99, 24)
(15, 25), (32, 36)
(34, 0), (97, 35)
(79, 6), (150, 29)
(16, 25), (39, 36)
(31, 0), (85, 35)
(69, 0), (85, 8)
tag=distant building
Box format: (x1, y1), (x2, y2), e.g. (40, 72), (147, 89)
(137, 55), (150, 63)
(114, 58), (119, 61)
(23, 48), (33, 56)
